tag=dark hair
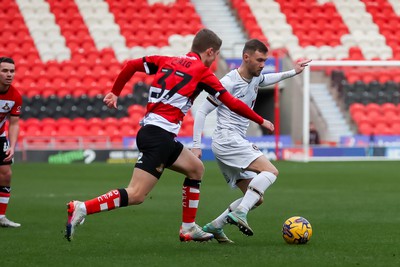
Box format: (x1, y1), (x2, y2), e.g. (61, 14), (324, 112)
(242, 39), (268, 55)
(191, 28), (222, 54)
(0, 57), (15, 65)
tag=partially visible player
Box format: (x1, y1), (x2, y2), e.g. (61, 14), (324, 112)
(65, 29), (274, 242)
(192, 39), (311, 243)
(0, 57), (22, 228)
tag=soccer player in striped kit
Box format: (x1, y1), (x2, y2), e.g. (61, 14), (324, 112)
(192, 39), (311, 243)
(0, 57), (22, 228)
(65, 29), (274, 242)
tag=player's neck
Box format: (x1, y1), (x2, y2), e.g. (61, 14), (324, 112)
(0, 84), (10, 93)
(237, 67), (252, 83)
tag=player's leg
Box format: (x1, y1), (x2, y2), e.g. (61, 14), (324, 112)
(201, 159), (249, 243)
(169, 147), (213, 242)
(65, 125), (170, 241)
(65, 168), (158, 241)
(203, 197), (241, 244)
(0, 138), (20, 228)
(227, 155), (278, 236)
(237, 156), (277, 212)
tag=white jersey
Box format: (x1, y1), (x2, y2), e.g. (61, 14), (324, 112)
(206, 69), (297, 138)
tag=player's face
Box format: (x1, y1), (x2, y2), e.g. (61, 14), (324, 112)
(204, 48), (220, 67)
(0, 62), (15, 86)
(245, 50), (267, 77)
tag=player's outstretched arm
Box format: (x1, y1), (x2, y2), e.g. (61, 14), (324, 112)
(261, 58), (312, 87)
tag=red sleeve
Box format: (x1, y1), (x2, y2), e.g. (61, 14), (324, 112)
(111, 58), (146, 96)
(11, 89), (22, 116)
(218, 92), (264, 125)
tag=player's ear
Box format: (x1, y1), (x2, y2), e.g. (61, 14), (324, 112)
(243, 52), (250, 61)
(206, 47), (214, 56)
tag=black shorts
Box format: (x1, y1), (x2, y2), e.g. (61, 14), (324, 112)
(0, 136), (12, 165)
(135, 124), (184, 179)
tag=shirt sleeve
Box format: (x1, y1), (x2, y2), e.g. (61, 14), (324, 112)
(197, 71), (227, 98)
(111, 58), (147, 96)
(259, 69), (296, 87)
(192, 100), (217, 149)
(143, 55), (164, 75)
(11, 92), (22, 116)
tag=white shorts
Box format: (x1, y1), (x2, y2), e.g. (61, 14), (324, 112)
(212, 130), (263, 188)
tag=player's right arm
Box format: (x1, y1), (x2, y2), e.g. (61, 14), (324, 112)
(104, 58), (146, 108)
(105, 56), (163, 108)
(192, 98), (217, 158)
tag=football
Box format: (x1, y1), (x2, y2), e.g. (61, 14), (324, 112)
(282, 216), (312, 244)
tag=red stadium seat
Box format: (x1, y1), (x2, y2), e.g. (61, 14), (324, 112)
(349, 103), (365, 115)
(87, 117), (102, 127)
(358, 122), (373, 135)
(73, 124), (90, 136)
(103, 124), (120, 136)
(392, 123), (400, 134)
(25, 124), (41, 136)
(120, 124), (138, 136)
(88, 124), (105, 136)
(365, 103), (381, 113)
(127, 104), (146, 116)
(381, 103), (397, 114)
(41, 124), (57, 136)
(103, 117), (119, 127)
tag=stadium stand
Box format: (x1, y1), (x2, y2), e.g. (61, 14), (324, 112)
(2, 0), (400, 148)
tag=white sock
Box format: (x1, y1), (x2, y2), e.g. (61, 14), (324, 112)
(212, 198), (242, 228)
(181, 222), (195, 230)
(237, 171), (277, 213)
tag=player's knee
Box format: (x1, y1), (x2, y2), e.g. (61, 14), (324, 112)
(270, 167), (279, 177)
(259, 165), (278, 177)
(189, 161), (204, 180)
(0, 169), (12, 184)
(260, 171), (278, 185)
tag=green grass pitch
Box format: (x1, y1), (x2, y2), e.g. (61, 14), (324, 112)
(2, 161), (399, 267)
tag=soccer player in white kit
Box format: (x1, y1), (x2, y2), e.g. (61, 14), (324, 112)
(192, 39), (311, 243)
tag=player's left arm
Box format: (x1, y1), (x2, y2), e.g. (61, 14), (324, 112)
(260, 59), (312, 86)
(5, 116), (20, 162)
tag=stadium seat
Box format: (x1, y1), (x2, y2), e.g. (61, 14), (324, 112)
(349, 103), (365, 115)
(358, 122), (373, 135)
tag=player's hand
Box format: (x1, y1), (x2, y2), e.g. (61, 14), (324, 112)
(261, 119), (274, 133)
(191, 147), (202, 159)
(4, 147), (14, 162)
(294, 59), (312, 74)
(103, 92), (118, 109)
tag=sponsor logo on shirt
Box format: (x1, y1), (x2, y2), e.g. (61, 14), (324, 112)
(2, 103), (10, 111)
